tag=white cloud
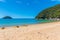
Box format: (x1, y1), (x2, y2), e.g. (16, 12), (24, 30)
(0, 0), (5, 2)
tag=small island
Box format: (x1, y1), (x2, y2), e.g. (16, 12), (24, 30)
(2, 16), (12, 19)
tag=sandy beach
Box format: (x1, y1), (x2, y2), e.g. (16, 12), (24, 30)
(0, 22), (60, 40)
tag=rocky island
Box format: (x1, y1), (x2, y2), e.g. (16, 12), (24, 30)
(2, 16), (12, 19)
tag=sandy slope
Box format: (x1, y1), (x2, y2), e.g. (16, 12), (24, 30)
(0, 22), (60, 40)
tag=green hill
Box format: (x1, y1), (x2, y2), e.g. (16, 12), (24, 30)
(35, 4), (60, 20)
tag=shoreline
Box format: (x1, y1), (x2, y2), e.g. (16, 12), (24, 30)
(0, 21), (60, 29)
(0, 20), (60, 28)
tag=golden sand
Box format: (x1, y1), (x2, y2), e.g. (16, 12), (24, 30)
(0, 22), (60, 40)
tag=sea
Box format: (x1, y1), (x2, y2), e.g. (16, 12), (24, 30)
(0, 19), (52, 27)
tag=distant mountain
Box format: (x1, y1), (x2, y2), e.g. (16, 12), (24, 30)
(35, 4), (60, 20)
(3, 16), (12, 19)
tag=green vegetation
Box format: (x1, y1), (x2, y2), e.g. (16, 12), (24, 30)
(3, 16), (12, 19)
(35, 4), (60, 20)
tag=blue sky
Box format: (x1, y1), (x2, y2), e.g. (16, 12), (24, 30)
(0, 0), (60, 18)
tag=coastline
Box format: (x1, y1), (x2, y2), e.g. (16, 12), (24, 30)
(0, 21), (60, 40)
(0, 20), (59, 27)
(0, 21), (60, 30)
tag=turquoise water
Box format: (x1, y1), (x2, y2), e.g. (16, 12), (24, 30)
(0, 19), (53, 27)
